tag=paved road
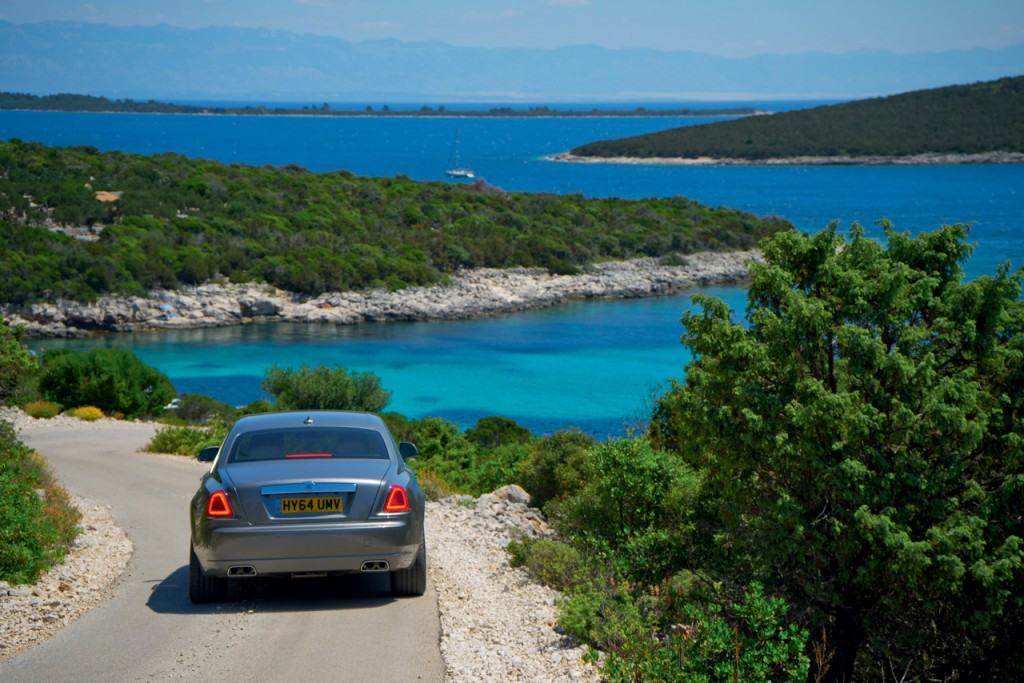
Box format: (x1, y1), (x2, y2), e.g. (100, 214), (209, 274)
(0, 424), (445, 682)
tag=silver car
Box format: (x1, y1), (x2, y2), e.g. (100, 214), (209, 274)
(188, 411), (426, 602)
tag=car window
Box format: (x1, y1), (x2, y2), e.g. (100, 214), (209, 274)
(229, 427), (390, 462)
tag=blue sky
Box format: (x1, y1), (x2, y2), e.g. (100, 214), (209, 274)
(2, 0), (1023, 56)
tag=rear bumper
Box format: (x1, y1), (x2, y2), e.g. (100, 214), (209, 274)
(193, 519), (421, 577)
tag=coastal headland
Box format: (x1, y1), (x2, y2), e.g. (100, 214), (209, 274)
(3, 250), (758, 337)
(549, 151), (1024, 166)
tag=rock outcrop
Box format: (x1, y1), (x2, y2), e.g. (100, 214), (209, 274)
(3, 250), (760, 337)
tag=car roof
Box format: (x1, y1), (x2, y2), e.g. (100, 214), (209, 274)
(231, 411), (388, 433)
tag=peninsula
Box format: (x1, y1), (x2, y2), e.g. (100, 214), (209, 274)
(563, 75), (1024, 164)
(0, 93), (757, 118)
(0, 141), (786, 334)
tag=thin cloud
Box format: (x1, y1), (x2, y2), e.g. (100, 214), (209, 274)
(550, 0), (591, 6)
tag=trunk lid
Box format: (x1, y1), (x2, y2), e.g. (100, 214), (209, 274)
(222, 459), (392, 524)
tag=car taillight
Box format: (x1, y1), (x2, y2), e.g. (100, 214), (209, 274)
(383, 485), (410, 513)
(206, 490), (233, 518)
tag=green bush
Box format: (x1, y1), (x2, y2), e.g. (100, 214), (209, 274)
(570, 583), (809, 683)
(465, 416), (531, 449)
(0, 314), (37, 405)
(22, 400), (60, 419)
(262, 364), (389, 412)
(238, 399), (274, 415)
(145, 423), (227, 456)
(547, 438), (701, 585)
(0, 421), (80, 584)
(39, 349), (175, 418)
(507, 537), (587, 591)
(516, 429), (595, 509)
(173, 393), (237, 424)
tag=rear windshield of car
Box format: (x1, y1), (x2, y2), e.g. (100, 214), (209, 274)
(228, 427), (390, 463)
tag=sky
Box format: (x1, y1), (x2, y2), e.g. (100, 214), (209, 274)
(2, 0), (1023, 56)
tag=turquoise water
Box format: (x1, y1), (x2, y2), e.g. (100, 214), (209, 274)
(5, 110), (1023, 433)
(29, 287), (747, 437)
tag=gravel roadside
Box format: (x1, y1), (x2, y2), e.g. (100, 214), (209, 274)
(0, 495), (132, 661)
(426, 486), (600, 683)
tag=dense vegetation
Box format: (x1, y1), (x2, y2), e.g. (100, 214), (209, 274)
(0, 92), (755, 118)
(573, 75), (1024, 159)
(39, 349), (176, 418)
(0, 141), (788, 304)
(0, 421), (80, 584)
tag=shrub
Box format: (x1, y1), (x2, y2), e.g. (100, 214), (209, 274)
(22, 400), (60, 419)
(173, 393), (236, 424)
(415, 469), (454, 501)
(516, 429), (595, 509)
(145, 423), (226, 456)
(0, 314), (38, 405)
(506, 537), (586, 591)
(69, 406), (104, 421)
(0, 420), (80, 584)
(465, 416), (531, 449)
(39, 348), (175, 418)
(238, 399), (274, 415)
(262, 364), (389, 412)
(547, 438), (701, 585)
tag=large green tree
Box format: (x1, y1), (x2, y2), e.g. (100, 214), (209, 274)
(652, 224), (1023, 682)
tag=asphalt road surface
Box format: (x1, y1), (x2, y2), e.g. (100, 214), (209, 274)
(0, 424), (445, 682)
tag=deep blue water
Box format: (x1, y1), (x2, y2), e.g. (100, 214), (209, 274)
(5, 109), (1023, 435)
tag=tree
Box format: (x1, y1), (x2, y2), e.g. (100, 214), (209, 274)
(651, 224), (1024, 682)
(262, 364), (389, 412)
(0, 315), (37, 404)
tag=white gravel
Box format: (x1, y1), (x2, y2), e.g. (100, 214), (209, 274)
(426, 486), (600, 683)
(0, 406), (140, 433)
(0, 495), (133, 661)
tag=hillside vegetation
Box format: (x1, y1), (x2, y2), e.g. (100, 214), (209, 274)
(0, 141), (789, 304)
(572, 75), (1024, 159)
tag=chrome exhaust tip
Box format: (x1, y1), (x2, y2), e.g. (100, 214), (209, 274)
(360, 560), (390, 572)
(227, 565), (256, 577)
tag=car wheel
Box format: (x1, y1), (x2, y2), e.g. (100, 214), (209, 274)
(391, 541), (426, 597)
(189, 545), (227, 603)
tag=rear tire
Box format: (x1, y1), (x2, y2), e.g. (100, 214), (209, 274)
(189, 545), (227, 603)
(391, 541), (426, 597)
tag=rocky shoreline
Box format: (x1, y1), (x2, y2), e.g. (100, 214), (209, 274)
(550, 150), (1024, 166)
(3, 250), (760, 337)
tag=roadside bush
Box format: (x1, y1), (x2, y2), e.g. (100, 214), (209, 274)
(145, 422), (227, 456)
(567, 582), (809, 683)
(516, 429), (595, 509)
(262, 364), (389, 412)
(415, 469), (455, 501)
(238, 399), (274, 415)
(69, 406), (104, 421)
(547, 438), (701, 585)
(39, 348), (175, 418)
(173, 393), (236, 424)
(0, 421), (80, 584)
(507, 537), (587, 591)
(0, 314), (38, 406)
(22, 400), (60, 419)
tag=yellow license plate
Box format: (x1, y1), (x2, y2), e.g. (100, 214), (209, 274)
(280, 496), (343, 514)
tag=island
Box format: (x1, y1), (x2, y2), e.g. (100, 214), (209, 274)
(0, 92), (757, 118)
(559, 75), (1024, 164)
(0, 140), (787, 335)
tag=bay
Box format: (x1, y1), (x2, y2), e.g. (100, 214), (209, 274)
(5, 109), (1022, 434)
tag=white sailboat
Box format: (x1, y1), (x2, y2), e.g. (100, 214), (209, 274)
(446, 129), (475, 179)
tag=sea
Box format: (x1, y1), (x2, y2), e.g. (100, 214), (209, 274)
(3, 105), (1023, 436)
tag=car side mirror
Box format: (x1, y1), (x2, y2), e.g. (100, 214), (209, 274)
(398, 442), (419, 460)
(197, 446), (219, 463)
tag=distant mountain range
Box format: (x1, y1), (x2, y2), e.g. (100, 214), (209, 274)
(2, 21), (1024, 102)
